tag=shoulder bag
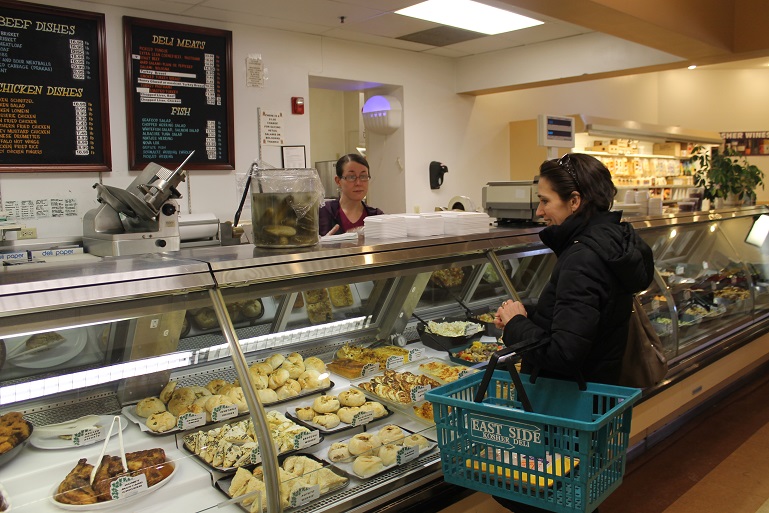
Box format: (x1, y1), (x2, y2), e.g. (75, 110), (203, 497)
(619, 296), (668, 388)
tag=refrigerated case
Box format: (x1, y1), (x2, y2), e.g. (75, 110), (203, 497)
(0, 206), (767, 513)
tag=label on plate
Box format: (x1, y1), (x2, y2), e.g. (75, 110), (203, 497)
(211, 404), (238, 422)
(110, 473), (148, 500)
(676, 264), (685, 275)
(178, 412), (206, 430)
(651, 299), (660, 312)
(361, 363), (380, 377)
(350, 410), (374, 427)
(72, 427), (106, 446)
(250, 446), (261, 465)
(386, 356), (404, 368)
(458, 368), (473, 379)
(396, 446), (419, 465)
(410, 385), (429, 402)
(293, 430), (321, 449)
(290, 485), (320, 507)
(408, 347), (425, 362)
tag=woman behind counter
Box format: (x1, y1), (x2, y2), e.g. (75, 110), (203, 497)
(319, 154), (383, 236)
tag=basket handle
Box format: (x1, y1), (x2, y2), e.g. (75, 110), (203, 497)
(472, 339), (545, 410)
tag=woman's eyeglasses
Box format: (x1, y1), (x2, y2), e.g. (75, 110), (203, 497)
(557, 154), (581, 192)
(341, 174), (371, 182)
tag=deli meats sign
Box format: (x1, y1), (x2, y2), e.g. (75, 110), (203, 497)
(467, 413), (546, 457)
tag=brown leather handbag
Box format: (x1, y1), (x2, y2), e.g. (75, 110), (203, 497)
(619, 296), (669, 388)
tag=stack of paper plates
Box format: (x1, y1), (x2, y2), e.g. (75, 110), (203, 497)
(438, 212), (491, 235)
(363, 215), (408, 239)
(404, 214), (444, 236)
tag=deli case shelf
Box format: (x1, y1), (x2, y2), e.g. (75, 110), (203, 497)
(1, 206), (768, 513)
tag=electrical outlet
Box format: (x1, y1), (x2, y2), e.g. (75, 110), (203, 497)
(18, 228), (37, 239)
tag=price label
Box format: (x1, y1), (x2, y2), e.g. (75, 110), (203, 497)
(410, 385), (429, 402)
(72, 427), (106, 446)
(293, 430), (321, 449)
(350, 410), (374, 427)
(110, 473), (148, 500)
(676, 264), (685, 275)
(458, 368), (473, 379)
(178, 412), (206, 430)
(290, 485), (320, 507)
(651, 299), (660, 312)
(408, 347), (425, 362)
(211, 404), (238, 422)
(361, 363), (380, 377)
(396, 446), (419, 465)
(683, 290), (691, 301)
(386, 356), (404, 369)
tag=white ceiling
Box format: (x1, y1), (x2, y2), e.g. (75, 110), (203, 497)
(77, 0), (769, 69)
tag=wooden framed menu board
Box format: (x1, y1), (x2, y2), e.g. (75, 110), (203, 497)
(0, 0), (111, 173)
(124, 17), (234, 171)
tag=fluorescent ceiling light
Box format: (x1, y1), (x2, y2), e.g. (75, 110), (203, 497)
(396, 0), (543, 35)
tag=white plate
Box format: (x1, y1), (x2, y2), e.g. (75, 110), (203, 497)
(30, 415), (129, 450)
(6, 328), (88, 369)
(50, 461), (176, 510)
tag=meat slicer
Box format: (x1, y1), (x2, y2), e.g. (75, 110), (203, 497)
(82, 152), (194, 256)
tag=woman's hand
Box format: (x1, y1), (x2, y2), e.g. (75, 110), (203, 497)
(326, 224), (340, 236)
(495, 300), (527, 328)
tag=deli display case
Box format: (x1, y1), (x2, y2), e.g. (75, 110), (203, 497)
(0, 206), (768, 513)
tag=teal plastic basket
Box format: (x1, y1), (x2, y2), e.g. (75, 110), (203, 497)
(425, 371), (641, 513)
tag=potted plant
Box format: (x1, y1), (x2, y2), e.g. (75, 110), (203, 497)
(690, 145), (765, 206)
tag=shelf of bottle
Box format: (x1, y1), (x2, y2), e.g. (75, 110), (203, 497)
(584, 150), (686, 160)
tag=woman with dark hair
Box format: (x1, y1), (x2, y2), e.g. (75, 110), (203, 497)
(318, 154), (384, 236)
(492, 153), (654, 512)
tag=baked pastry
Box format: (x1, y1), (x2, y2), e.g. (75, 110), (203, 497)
(205, 394), (235, 413)
(337, 406), (361, 424)
(306, 301), (333, 324)
(159, 381), (177, 404)
(303, 289), (327, 304)
(241, 299), (263, 319)
(226, 387), (248, 413)
(312, 395), (340, 413)
(146, 411), (176, 433)
(377, 425), (404, 445)
(250, 362), (273, 376)
(402, 433), (429, 450)
(268, 368), (290, 389)
(275, 382), (300, 400)
(256, 389), (278, 404)
(312, 413), (341, 429)
(298, 370), (322, 389)
(295, 406), (315, 421)
(338, 389), (366, 407)
(286, 352), (304, 366)
(348, 433), (382, 456)
(280, 361), (304, 379)
(327, 442), (351, 462)
(328, 285), (354, 307)
(326, 359), (367, 379)
(167, 387), (196, 416)
(303, 356), (326, 374)
(247, 370), (269, 390)
(266, 353), (286, 371)
(378, 444), (399, 466)
(192, 308), (218, 330)
(25, 331), (65, 351)
(359, 401), (387, 418)
(0, 412), (31, 454)
(205, 379), (229, 395)
(136, 397), (166, 418)
(353, 455), (384, 478)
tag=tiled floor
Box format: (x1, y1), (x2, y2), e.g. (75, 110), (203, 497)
(437, 367), (769, 513)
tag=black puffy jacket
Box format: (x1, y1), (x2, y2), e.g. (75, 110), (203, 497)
(503, 210), (654, 385)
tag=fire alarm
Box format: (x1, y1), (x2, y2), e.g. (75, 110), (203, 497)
(291, 97), (304, 115)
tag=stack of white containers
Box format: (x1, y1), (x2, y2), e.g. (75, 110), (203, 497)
(363, 214), (408, 238)
(437, 211), (492, 235)
(404, 213), (444, 236)
(634, 190), (650, 215)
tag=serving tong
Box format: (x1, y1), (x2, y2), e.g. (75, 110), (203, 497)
(89, 416), (127, 485)
(35, 415), (102, 440)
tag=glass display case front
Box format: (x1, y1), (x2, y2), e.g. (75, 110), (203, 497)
(0, 206), (767, 513)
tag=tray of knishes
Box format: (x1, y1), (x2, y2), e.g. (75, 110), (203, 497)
(285, 389), (393, 435)
(50, 448), (176, 510)
(448, 338), (505, 365)
(181, 411), (322, 473)
(0, 412), (33, 467)
(326, 344), (425, 380)
(324, 424), (436, 479)
(217, 453), (349, 512)
(122, 352), (332, 434)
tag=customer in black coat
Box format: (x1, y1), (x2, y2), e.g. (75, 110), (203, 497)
(496, 153), (654, 384)
(492, 153), (655, 513)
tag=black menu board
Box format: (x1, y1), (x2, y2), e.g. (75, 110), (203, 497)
(124, 17), (234, 171)
(0, 1), (110, 173)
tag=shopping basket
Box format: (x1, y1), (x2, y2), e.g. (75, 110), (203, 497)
(425, 346), (642, 513)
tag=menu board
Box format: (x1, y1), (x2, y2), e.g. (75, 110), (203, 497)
(124, 17), (234, 171)
(0, 1), (110, 173)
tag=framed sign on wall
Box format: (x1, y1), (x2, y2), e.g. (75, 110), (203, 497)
(0, 0), (111, 173)
(124, 17), (235, 170)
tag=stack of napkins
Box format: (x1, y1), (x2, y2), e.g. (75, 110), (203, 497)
(320, 232), (359, 243)
(404, 213), (444, 236)
(363, 214), (408, 239)
(438, 211), (492, 235)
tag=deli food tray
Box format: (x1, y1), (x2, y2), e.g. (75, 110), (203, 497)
(216, 453), (350, 512)
(286, 401), (394, 435)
